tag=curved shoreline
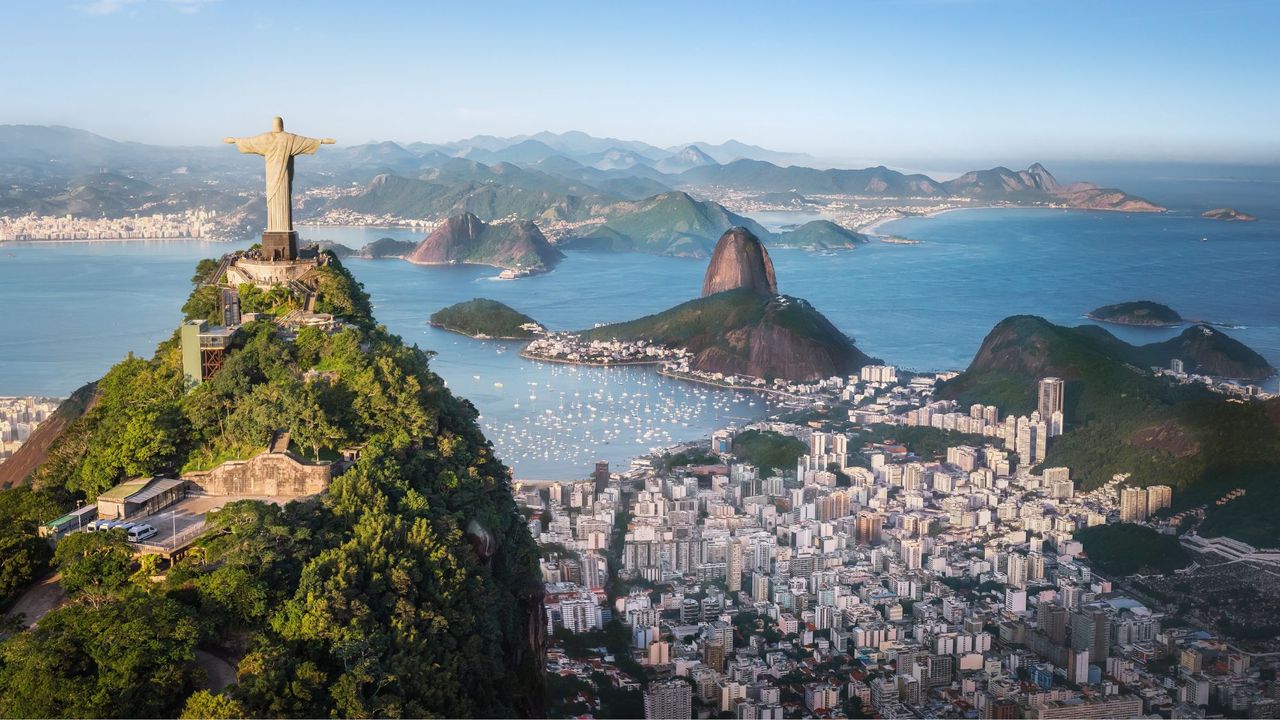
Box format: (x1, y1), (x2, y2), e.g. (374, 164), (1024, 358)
(1085, 314), (1183, 329)
(404, 257), (553, 277)
(427, 322), (537, 341)
(518, 351), (663, 368)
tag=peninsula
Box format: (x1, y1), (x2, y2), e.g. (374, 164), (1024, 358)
(563, 227), (874, 382)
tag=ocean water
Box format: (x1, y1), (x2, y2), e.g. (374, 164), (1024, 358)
(1, 199), (1277, 478)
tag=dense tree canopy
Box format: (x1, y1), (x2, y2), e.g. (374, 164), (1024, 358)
(0, 254), (545, 718)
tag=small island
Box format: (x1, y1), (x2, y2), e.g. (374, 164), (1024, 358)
(429, 298), (545, 340)
(1088, 300), (1183, 327)
(1202, 208), (1257, 222)
(773, 220), (868, 250)
(358, 237), (418, 259)
(880, 235), (923, 245)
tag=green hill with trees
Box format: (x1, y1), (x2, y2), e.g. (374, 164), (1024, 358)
(1076, 523), (1189, 575)
(940, 315), (1280, 543)
(0, 253), (545, 718)
(430, 298), (544, 339)
(1088, 300), (1183, 327)
(582, 288), (873, 382)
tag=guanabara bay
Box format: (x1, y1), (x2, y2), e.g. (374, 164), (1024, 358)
(2, 3), (1280, 720)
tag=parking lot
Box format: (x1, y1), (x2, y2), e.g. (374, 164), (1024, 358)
(88, 492), (309, 552)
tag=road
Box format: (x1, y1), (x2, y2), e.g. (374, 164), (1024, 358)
(5, 572), (66, 627)
(195, 649), (238, 692)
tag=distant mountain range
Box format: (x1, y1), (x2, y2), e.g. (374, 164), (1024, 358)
(560, 192), (772, 258)
(0, 125), (1162, 228)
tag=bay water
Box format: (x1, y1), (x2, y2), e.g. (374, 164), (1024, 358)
(1, 198), (1276, 479)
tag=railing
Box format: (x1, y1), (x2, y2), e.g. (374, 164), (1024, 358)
(202, 255), (233, 287)
(135, 519), (207, 555)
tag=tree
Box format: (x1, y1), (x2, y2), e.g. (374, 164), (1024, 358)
(53, 530), (134, 604)
(180, 690), (247, 720)
(0, 595), (202, 718)
(190, 258), (220, 286)
(286, 383), (346, 461)
(69, 356), (187, 497)
(0, 534), (50, 608)
(0, 487), (62, 605)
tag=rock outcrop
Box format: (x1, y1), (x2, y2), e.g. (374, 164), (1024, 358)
(1202, 208), (1257, 222)
(701, 227), (778, 297)
(407, 212), (563, 272)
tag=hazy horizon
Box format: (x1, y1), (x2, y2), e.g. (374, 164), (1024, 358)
(3, 0), (1278, 166)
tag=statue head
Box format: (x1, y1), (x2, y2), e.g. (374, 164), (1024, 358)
(272, 116), (284, 132)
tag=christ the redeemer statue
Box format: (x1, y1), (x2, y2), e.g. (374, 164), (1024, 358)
(225, 117), (334, 260)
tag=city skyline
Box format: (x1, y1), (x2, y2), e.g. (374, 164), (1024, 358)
(2, 1), (1278, 166)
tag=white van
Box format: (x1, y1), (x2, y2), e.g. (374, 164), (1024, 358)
(127, 524), (157, 543)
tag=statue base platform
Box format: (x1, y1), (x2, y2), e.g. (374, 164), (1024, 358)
(261, 230), (298, 262)
(226, 255), (318, 289)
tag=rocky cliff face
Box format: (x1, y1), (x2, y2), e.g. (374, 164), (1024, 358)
(0, 383), (97, 489)
(407, 212), (563, 271)
(701, 227), (778, 297)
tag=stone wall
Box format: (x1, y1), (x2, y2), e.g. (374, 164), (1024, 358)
(225, 258), (317, 288)
(183, 450), (330, 497)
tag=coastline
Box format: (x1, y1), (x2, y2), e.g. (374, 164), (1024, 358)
(1085, 313), (1183, 329)
(655, 367), (807, 400)
(857, 205), (985, 236)
(428, 322), (538, 341)
(403, 257), (552, 278)
(0, 235), (218, 246)
(858, 203), (1162, 238)
(518, 351), (663, 368)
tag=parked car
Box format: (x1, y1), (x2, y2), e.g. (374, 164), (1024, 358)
(87, 519), (110, 532)
(126, 524), (157, 543)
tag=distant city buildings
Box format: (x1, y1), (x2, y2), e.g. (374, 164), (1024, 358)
(525, 355), (1280, 719)
(0, 396), (61, 462)
(0, 210), (216, 241)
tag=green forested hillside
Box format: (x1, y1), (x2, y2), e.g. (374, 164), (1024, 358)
(939, 315), (1280, 543)
(430, 298), (543, 339)
(0, 255), (545, 718)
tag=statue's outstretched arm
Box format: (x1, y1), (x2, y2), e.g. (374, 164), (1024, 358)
(226, 133), (269, 154)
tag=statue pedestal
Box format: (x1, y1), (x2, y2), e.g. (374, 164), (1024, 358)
(261, 230), (298, 262)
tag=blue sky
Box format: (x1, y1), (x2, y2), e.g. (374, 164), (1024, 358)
(2, 0), (1277, 166)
